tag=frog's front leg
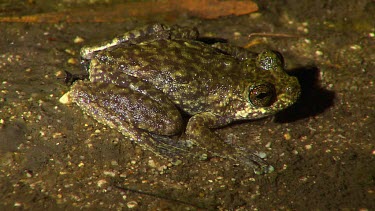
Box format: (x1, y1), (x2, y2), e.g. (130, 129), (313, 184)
(60, 80), (189, 160)
(186, 112), (274, 174)
(81, 23), (198, 60)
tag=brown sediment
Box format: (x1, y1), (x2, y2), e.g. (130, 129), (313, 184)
(0, 0), (258, 23)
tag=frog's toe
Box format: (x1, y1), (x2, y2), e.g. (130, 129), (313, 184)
(235, 152), (274, 174)
(150, 134), (190, 158)
(241, 159), (274, 175)
(253, 164), (274, 175)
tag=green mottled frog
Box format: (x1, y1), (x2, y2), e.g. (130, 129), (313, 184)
(60, 23), (300, 174)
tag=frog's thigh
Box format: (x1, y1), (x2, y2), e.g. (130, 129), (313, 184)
(89, 64), (171, 106)
(68, 81), (183, 136)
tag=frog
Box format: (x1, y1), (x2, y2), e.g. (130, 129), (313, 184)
(60, 23), (300, 174)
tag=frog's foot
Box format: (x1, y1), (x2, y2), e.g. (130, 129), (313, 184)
(150, 134), (213, 163)
(189, 139), (274, 174)
(149, 134), (191, 161)
(188, 138), (274, 174)
(186, 112), (274, 174)
(234, 151), (274, 174)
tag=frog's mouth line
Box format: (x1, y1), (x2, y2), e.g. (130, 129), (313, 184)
(233, 91), (298, 120)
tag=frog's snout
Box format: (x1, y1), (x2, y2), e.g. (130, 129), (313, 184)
(281, 76), (301, 104)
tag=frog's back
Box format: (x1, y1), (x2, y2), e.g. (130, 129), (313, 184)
(94, 39), (243, 113)
(97, 39), (241, 82)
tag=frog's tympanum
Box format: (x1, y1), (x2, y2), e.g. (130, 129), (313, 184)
(60, 23), (300, 174)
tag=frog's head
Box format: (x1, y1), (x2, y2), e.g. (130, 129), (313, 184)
(234, 50), (300, 120)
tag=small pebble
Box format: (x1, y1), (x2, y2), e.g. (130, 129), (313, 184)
(97, 179), (107, 187)
(127, 201), (138, 208)
(148, 159), (156, 168)
(256, 151), (267, 159)
(74, 36), (85, 44)
(283, 133), (291, 141)
(67, 58), (78, 65)
(315, 50), (323, 56)
(103, 171), (116, 177)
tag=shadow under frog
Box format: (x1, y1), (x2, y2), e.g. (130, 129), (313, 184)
(60, 23), (301, 174)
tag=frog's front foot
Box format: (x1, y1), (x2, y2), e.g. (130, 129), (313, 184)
(186, 112), (275, 174)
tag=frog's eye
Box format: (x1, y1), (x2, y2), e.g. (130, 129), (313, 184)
(248, 83), (276, 107)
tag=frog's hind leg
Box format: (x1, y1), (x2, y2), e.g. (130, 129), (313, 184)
(81, 23), (170, 59)
(62, 80), (191, 161)
(81, 23), (199, 60)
